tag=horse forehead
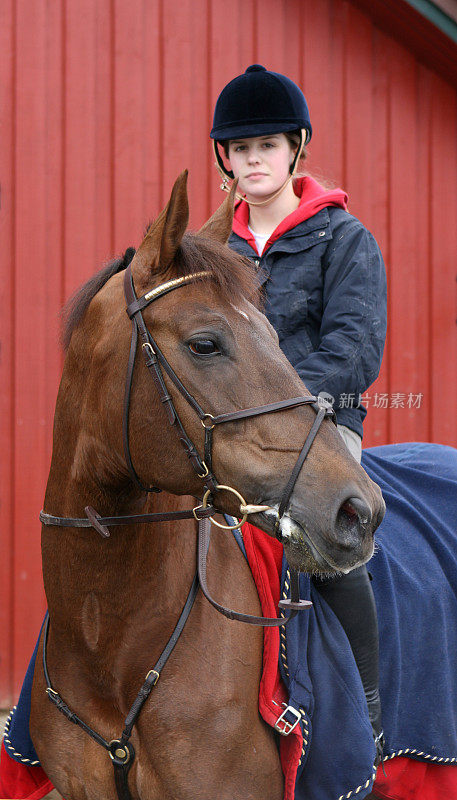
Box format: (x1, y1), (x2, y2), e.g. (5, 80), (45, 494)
(163, 292), (253, 327)
(138, 285), (273, 347)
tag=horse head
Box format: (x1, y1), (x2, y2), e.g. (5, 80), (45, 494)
(60, 171), (385, 575)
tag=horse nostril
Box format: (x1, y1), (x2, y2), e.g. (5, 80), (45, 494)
(335, 496), (372, 548)
(340, 500), (359, 522)
(341, 496), (372, 526)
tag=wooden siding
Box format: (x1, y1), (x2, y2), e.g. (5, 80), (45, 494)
(0, 0), (456, 705)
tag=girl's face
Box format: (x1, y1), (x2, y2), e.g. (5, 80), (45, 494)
(227, 134), (295, 200)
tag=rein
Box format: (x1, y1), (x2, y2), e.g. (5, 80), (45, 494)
(40, 263), (336, 799)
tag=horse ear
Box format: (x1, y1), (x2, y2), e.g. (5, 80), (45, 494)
(199, 180), (238, 244)
(132, 170), (189, 280)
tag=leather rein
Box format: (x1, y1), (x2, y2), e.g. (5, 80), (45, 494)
(40, 262), (336, 799)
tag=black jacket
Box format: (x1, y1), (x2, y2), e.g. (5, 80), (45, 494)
(229, 207), (387, 437)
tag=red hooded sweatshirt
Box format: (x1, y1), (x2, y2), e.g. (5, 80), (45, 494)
(232, 175), (348, 255)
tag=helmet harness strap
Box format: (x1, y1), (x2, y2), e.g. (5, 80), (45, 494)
(213, 128), (305, 207)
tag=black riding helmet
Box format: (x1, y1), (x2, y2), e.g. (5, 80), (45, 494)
(210, 64), (312, 180)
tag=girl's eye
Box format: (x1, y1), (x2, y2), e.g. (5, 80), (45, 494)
(188, 339), (220, 356)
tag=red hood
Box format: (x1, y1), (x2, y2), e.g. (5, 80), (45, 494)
(232, 176), (348, 255)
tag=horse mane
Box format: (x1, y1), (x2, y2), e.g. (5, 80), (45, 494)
(172, 232), (260, 306)
(61, 234), (259, 350)
(61, 247), (135, 350)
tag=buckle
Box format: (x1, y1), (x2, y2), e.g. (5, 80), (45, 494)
(146, 669), (160, 685)
(108, 739), (132, 765)
(274, 704), (301, 736)
(196, 460), (209, 479)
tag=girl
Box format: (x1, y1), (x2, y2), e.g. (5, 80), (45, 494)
(210, 64), (387, 762)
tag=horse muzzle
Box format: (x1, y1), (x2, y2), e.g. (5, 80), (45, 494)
(257, 485), (385, 574)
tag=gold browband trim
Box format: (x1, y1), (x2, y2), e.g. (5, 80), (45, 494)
(144, 271), (211, 302)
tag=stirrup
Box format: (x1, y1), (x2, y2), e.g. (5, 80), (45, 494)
(278, 598), (312, 611)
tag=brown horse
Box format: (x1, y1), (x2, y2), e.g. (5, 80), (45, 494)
(30, 172), (384, 800)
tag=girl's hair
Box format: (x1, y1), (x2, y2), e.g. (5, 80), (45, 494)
(284, 130), (307, 163)
(221, 130), (307, 171)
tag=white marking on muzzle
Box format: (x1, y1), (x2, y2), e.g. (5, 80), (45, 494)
(264, 505), (354, 574)
(264, 505), (297, 541)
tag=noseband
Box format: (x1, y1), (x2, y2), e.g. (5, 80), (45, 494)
(39, 262), (336, 800)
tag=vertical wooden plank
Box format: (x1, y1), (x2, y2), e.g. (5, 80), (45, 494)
(0, 0), (15, 706)
(282, 0), (303, 102)
(255, 0), (287, 74)
(13, 0), (50, 695)
(302, 0), (345, 188)
(42, 0), (65, 477)
(187, 0), (213, 228)
(208, 0), (255, 214)
(94, 1), (114, 258)
(412, 65), (433, 443)
(429, 75), (457, 446)
(64, 0), (96, 296)
(343, 3), (374, 225)
(161, 0), (195, 216)
(364, 28), (391, 448)
(159, 0), (219, 226)
(141, 0), (162, 226)
(64, 0), (111, 299)
(112, 0), (146, 251)
(387, 43), (424, 445)
(342, 4), (389, 445)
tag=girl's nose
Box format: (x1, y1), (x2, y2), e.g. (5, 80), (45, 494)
(247, 148), (261, 164)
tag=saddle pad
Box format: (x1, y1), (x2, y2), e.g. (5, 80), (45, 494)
(365, 443), (457, 758)
(267, 442), (457, 800)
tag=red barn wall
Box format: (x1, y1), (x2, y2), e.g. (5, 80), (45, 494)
(1, 0), (456, 705)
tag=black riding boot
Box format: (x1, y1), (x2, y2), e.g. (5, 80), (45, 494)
(313, 564), (385, 764)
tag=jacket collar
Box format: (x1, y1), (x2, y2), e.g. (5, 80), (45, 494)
(232, 176), (347, 255)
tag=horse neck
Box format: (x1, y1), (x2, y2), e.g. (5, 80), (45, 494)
(42, 431), (200, 640)
(40, 403), (263, 720)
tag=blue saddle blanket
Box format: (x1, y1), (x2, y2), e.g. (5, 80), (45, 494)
(4, 442), (457, 800)
(282, 442), (457, 799)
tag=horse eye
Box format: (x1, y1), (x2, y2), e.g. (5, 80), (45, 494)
(188, 339), (219, 356)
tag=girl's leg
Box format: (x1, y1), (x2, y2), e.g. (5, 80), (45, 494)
(313, 424), (384, 762)
(337, 423), (362, 462)
(312, 565), (384, 761)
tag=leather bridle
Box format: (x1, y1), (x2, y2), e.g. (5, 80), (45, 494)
(39, 262), (336, 800)
(122, 264), (335, 532)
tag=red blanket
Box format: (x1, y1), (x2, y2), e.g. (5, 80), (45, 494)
(1, 522), (456, 799)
